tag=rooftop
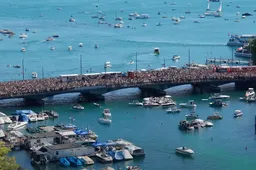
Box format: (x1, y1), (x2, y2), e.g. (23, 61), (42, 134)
(46, 143), (82, 150)
(27, 131), (60, 139)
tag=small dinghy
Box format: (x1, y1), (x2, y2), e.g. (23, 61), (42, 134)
(234, 110), (243, 118)
(94, 103), (101, 107)
(72, 104), (84, 110)
(67, 156), (82, 167)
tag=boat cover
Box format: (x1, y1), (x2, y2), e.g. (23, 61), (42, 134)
(14, 110), (35, 115)
(18, 114), (29, 122)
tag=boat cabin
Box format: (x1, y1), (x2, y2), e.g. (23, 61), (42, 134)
(32, 72), (38, 79)
(39, 143), (95, 161)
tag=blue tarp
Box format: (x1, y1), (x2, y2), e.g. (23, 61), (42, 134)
(74, 129), (89, 135)
(14, 110), (34, 115)
(18, 114), (29, 122)
(92, 141), (116, 147)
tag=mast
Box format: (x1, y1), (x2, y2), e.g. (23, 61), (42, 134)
(136, 52), (138, 71)
(206, 0), (210, 11)
(188, 49), (191, 67)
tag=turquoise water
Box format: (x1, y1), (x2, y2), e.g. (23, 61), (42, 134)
(2, 0), (256, 169)
(1, 0), (256, 81)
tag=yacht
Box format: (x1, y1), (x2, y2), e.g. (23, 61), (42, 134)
(207, 113), (223, 120)
(172, 55), (180, 60)
(21, 47), (26, 52)
(124, 145), (145, 157)
(166, 107), (181, 113)
(72, 104), (84, 110)
(19, 33), (28, 39)
(98, 117), (112, 124)
(234, 110), (243, 118)
(209, 93), (230, 100)
(8, 121), (28, 130)
(175, 146), (194, 156)
(209, 99), (227, 107)
(0, 112), (12, 124)
(179, 100), (196, 108)
(102, 109), (111, 117)
(245, 88), (255, 98)
(235, 47), (252, 58)
(185, 113), (199, 119)
(227, 34), (256, 46)
(95, 152), (113, 163)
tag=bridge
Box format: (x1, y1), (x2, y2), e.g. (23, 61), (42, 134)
(0, 67), (256, 105)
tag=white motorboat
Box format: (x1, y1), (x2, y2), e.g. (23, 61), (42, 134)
(98, 117), (112, 124)
(27, 113), (38, 122)
(0, 112), (12, 124)
(79, 43), (83, 47)
(114, 23), (123, 28)
(199, 14), (205, 18)
(19, 33), (28, 39)
(69, 18), (75, 22)
(95, 152), (113, 163)
(166, 107), (181, 113)
(68, 46), (72, 51)
(172, 55), (180, 60)
(194, 20), (200, 23)
(142, 23), (147, 27)
(122, 149), (133, 160)
(143, 102), (159, 107)
(204, 121), (214, 127)
(235, 47), (252, 58)
(161, 101), (176, 106)
(234, 110), (243, 118)
(245, 88), (255, 98)
(104, 61), (112, 68)
(135, 14), (149, 19)
(21, 47), (26, 52)
(209, 93), (230, 100)
(94, 103), (101, 107)
(180, 16), (185, 19)
(72, 104), (84, 110)
(175, 146), (194, 156)
(172, 17), (177, 21)
(77, 156), (94, 165)
(102, 109), (111, 117)
(8, 121), (28, 130)
(179, 100), (196, 108)
(128, 101), (143, 106)
(173, 19), (180, 25)
(37, 114), (45, 121)
(125, 145), (145, 157)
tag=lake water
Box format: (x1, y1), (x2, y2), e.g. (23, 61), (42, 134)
(2, 0), (256, 169)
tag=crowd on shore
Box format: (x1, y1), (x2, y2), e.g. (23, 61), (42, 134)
(1, 67), (256, 98)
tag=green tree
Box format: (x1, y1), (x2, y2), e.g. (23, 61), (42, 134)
(0, 142), (19, 170)
(247, 39), (256, 65)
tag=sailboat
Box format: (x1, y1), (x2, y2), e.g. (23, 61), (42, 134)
(206, 0), (210, 11)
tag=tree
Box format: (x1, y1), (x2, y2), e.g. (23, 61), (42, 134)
(246, 39), (256, 65)
(0, 142), (19, 170)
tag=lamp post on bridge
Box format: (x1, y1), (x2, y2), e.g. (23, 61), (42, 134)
(22, 58), (25, 80)
(80, 55), (83, 75)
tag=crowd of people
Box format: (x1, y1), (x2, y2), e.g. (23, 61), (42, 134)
(1, 66), (256, 98)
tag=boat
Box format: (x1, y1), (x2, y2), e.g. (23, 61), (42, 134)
(0, 112), (12, 124)
(199, 14), (205, 18)
(108, 150), (124, 161)
(0, 117), (4, 125)
(114, 23), (123, 28)
(13, 65), (21, 68)
(59, 157), (70, 166)
(209, 93), (230, 100)
(209, 99), (227, 107)
(8, 121), (28, 130)
(142, 23), (147, 27)
(95, 44), (99, 49)
(27, 113), (38, 122)
(32, 72), (37, 78)
(185, 10), (191, 14)
(175, 146), (194, 156)
(166, 107), (181, 113)
(242, 15), (246, 19)
(207, 113), (223, 120)
(193, 20), (200, 23)
(234, 110), (243, 118)
(124, 145), (145, 157)
(143, 102), (159, 107)
(173, 19), (180, 25)
(102, 109), (111, 117)
(94, 103), (101, 107)
(98, 117), (112, 124)
(235, 47), (252, 58)
(154, 48), (160, 55)
(45, 37), (55, 41)
(245, 88), (255, 99)
(37, 114), (45, 121)
(19, 33), (28, 39)
(122, 149), (133, 160)
(72, 104), (84, 110)
(68, 46), (72, 51)
(104, 61), (112, 68)
(179, 100), (196, 108)
(227, 34), (256, 46)
(185, 113), (199, 120)
(52, 34), (59, 38)
(172, 55), (180, 60)
(204, 121), (214, 127)
(69, 18), (75, 22)
(50, 47), (55, 51)
(135, 14), (149, 19)
(77, 156), (94, 165)
(67, 156), (82, 166)
(95, 152), (113, 163)
(41, 110), (59, 118)
(126, 166), (141, 170)
(21, 47), (26, 52)
(79, 43), (83, 47)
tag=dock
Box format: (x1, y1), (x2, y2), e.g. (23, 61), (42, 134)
(206, 58), (249, 66)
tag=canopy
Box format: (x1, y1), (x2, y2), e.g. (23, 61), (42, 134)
(74, 129), (89, 135)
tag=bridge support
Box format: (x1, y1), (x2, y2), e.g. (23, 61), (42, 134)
(23, 98), (44, 106)
(139, 87), (166, 98)
(192, 84), (221, 94)
(78, 93), (105, 102)
(235, 81), (256, 90)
